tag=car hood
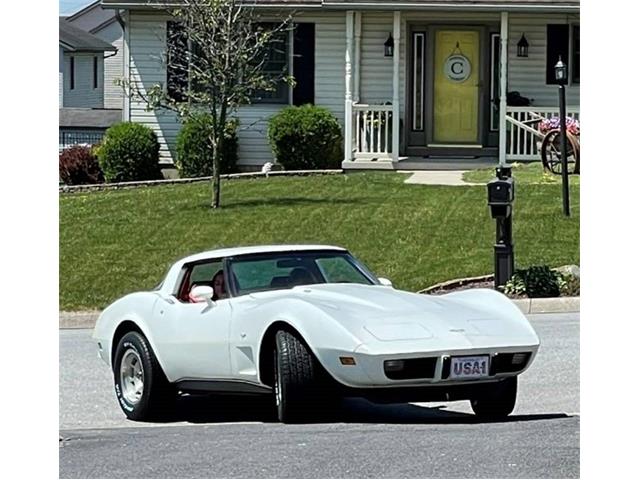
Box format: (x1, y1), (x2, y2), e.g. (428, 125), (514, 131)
(272, 284), (536, 345)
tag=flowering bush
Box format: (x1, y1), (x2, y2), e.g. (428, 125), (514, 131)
(538, 116), (580, 136)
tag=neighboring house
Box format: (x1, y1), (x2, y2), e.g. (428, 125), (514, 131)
(66, 1), (125, 110)
(101, 0), (580, 171)
(59, 17), (121, 149)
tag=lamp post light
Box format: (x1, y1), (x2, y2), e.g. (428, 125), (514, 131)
(554, 56), (570, 217)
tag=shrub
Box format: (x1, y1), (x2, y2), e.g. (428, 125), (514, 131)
(97, 122), (162, 182)
(267, 105), (342, 170)
(59, 145), (104, 185)
(504, 265), (561, 298)
(176, 114), (239, 177)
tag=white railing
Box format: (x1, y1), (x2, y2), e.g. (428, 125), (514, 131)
(353, 104), (394, 160)
(506, 106), (580, 161)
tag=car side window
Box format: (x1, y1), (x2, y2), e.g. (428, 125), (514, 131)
(177, 260), (223, 302)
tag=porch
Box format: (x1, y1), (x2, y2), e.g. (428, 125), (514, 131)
(340, 8), (580, 170)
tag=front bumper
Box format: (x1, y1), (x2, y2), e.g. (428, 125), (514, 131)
(318, 343), (539, 390)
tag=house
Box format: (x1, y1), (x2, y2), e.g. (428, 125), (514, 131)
(65, 1), (125, 110)
(100, 0), (580, 171)
(59, 16), (121, 149)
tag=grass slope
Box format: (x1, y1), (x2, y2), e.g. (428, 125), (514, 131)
(60, 172), (579, 310)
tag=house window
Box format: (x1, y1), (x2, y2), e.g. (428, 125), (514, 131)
(70, 56), (75, 90)
(93, 56), (98, 89)
(490, 33), (500, 131)
(166, 21), (292, 105)
(571, 25), (580, 84)
(412, 32), (425, 131)
(252, 25), (290, 104)
(166, 21), (189, 102)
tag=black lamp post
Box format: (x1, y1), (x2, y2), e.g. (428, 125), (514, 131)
(517, 33), (529, 58)
(384, 33), (394, 57)
(555, 56), (570, 217)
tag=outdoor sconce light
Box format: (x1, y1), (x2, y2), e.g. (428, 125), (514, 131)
(384, 33), (394, 57)
(554, 56), (567, 83)
(517, 33), (529, 57)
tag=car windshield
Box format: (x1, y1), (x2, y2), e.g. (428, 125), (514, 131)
(228, 251), (377, 296)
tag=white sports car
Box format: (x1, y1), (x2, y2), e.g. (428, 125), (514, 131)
(93, 245), (540, 423)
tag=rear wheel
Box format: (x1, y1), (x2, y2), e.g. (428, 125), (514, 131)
(113, 331), (176, 421)
(273, 330), (339, 423)
(470, 376), (517, 420)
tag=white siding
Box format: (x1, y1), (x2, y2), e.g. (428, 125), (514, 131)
(127, 10), (346, 167)
(508, 13), (579, 106)
(63, 52), (104, 108)
(59, 47), (65, 107)
(94, 21), (125, 110)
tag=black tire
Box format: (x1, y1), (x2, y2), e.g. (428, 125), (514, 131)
(113, 331), (176, 421)
(273, 330), (339, 423)
(470, 376), (518, 420)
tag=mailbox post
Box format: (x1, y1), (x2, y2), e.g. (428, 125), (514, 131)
(487, 166), (515, 289)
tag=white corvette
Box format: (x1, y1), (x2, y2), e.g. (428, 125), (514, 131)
(93, 245), (540, 423)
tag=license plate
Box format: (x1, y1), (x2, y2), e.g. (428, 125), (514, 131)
(450, 355), (490, 379)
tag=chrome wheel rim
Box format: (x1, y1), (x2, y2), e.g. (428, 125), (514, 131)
(120, 349), (144, 405)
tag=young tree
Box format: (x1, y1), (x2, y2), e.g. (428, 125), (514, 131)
(124, 0), (293, 208)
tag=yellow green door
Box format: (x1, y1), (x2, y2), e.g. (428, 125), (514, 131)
(433, 30), (480, 144)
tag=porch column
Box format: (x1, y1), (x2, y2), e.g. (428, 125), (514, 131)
(499, 11), (509, 166)
(392, 11), (401, 162)
(345, 11), (355, 162)
(354, 11), (362, 103)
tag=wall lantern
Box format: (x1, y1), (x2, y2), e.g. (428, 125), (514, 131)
(517, 33), (529, 57)
(554, 56), (567, 83)
(384, 33), (394, 57)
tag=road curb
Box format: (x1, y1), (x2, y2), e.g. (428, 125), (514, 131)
(59, 296), (579, 329)
(510, 297), (580, 314)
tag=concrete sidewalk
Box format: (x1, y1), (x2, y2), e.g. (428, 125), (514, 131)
(402, 170), (483, 186)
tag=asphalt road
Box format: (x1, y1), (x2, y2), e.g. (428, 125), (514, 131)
(59, 313), (579, 478)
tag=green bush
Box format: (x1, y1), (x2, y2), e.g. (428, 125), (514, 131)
(504, 265), (561, 298)
(267, 105), (342, 170)
(59, 145), (104, 185)
(176, 114), (239, 177)
(97, 122), (162, 182)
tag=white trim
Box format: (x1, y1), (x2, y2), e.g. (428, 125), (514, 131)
(498, 11), (508, 166)
(123, 10), (130, 122)
(354, 11), (362, 103)
(392, 11), (401, 162)
(345, 11), (355, 162)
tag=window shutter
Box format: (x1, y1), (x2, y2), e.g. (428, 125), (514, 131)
(293, 23), (315, 105)
(546, 24), (569, 85)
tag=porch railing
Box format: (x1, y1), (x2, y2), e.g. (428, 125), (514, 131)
(506, 106), (580, 161)
(353, 104), (394, 160)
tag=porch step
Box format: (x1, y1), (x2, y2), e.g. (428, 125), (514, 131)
(394, 156), (497, 171)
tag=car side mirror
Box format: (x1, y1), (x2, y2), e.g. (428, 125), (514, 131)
(189, 285), (215, 306)
(378, 277), (393, 287)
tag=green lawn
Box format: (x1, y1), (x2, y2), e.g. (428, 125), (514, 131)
(59, 172), (579, 310)
(463, 161), (581, 185)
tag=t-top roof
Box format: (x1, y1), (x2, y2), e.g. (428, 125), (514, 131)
(59, 17), (118, 52)
(179, 245), (348, 265)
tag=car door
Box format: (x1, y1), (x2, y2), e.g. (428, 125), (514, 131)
(151, 259), (233, 382)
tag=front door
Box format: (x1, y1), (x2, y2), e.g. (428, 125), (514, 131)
(432, 29), (480, 144)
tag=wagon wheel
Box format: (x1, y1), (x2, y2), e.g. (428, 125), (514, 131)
(540, 129), (580, 175)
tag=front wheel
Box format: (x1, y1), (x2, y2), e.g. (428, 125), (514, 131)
(273, 330), (339, 423)
(470, 376), (517, 420)
(113, 331), (176, 421)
